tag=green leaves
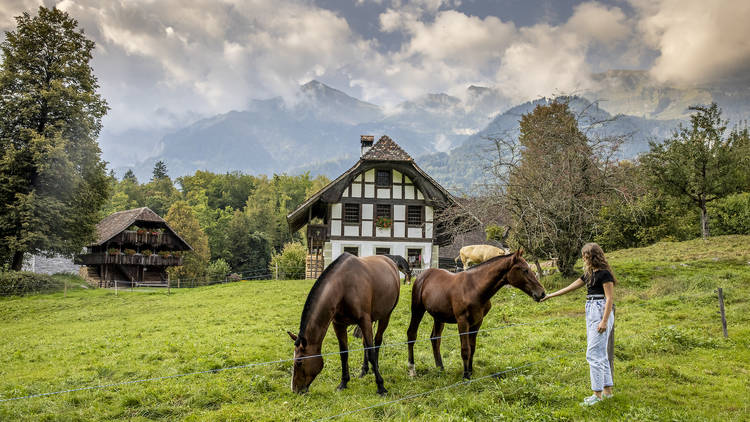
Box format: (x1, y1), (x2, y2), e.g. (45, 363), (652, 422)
(0, 7), (109, 269)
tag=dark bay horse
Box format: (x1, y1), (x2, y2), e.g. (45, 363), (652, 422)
(384, 254), (413, 284)
(287, 252), (400, 394)
(407, 249), (545, 379)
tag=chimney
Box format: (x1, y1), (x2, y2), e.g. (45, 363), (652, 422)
(360, 135), (374, 157)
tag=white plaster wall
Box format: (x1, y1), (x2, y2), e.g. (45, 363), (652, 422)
(426, 206), (433, 222)
(394, 222), (405, 237)
(332, 203), (342, 219)
(377, 188), (390, 199)
(352, 183), (361, 197)
(417, 189), (424, 200)
(425, 223), (433, 238)
(405, 185), (415, 199)
(344, 225), (359, 237)
(393, 170), (402, 183)
(376, 227), (390, 238)
(365, 169), (375, 182)
(393, 185), (402, 199)
(408, 227), (422, 238)
(362, 203), (373, 219)
(361, 221), (372, 237)
(330, 240), (433, 269)
(394, 205), (405, 220)
(364, 184), (375, 198)
(331, 220), (342, 236)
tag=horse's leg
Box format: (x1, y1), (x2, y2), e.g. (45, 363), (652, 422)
(467, 321), (482, 377)
(359, 323), (370, 377)
(430, 320), (445, 370)
(333, 322), (350, 390)
(407, 303), (426, 377)
(359, 316), (387, 395)
(457, 318), (473, 379)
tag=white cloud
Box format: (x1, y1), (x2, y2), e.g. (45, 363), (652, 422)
(565, 1), (630, 44)
(631, 0), (750, 85)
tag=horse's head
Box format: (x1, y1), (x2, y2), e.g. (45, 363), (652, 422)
(505, 249), (546, 302)
(287, 331), (323, 394)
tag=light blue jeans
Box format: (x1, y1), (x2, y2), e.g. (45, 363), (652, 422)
(585, 299), (614, 391)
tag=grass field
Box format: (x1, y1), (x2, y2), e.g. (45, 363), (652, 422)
(1, 235), (749, 421)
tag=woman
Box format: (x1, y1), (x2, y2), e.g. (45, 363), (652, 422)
(542, 243), (616, 406)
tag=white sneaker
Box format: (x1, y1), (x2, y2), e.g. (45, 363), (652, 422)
(581, 394), (602, 406)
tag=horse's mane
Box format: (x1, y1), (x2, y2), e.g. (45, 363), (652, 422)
(384, 254), (410, 272)
(296, 252), (352, 346)
(465, 252), (515, 272)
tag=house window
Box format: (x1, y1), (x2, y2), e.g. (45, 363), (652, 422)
(343, 203), (360, 224)
(343, 247), (359, 256)
(375, 247), (390, 255)
(407, 248), (422, 268)
(376, 204), (391, 219)
(407, 205), (423, 226)
(376, 169), (391, 187)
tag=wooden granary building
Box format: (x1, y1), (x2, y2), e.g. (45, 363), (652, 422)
(75, 207), (192, 287)
(287, 135), (458, 279)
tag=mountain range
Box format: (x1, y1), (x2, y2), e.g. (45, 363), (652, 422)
(123, 70), (750, 192)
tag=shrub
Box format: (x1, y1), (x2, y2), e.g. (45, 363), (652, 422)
(142, 249), (153, 256)
(207, 259), (231, 282)
(269, 242), (306, 280)
(107, 248), (120, 255)
(708, 192), (750, 235)
(124, 249), (136, 255)
(158, 251), (171, 258)
(228, 273), (242, 282)
(0, 271), (62, 296)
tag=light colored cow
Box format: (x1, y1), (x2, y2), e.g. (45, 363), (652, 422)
(455, 244), (511, 270)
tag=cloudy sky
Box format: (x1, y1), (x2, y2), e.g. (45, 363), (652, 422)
(2, 0), (749, 165)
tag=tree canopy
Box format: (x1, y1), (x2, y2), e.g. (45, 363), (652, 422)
(641, 103), (750, 238)
(0, 7), (109, 270)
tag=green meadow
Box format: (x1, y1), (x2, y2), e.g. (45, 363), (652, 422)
(1, 235), (749, 421)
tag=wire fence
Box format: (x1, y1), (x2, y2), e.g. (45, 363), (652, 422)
(0, 317), (569, 403)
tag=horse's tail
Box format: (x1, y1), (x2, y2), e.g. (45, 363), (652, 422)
(454, 255), (460, 263)
(352, 325), (362, 338)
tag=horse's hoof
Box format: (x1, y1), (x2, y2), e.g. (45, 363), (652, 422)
(408, 363), (416, 377)
(377, 387), (388, 395)
(337, 382), (348, 390)
(463, 373), (472, 380)
(359, 370), (368, 378)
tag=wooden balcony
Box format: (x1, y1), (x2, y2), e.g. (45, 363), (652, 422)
(118, 231), (169, 246)
(75, 252), (182, 267)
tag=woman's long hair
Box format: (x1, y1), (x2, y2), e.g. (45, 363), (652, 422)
(582, 243), (617, 286)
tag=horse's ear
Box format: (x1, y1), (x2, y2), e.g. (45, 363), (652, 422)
(518, 247), (524, 257)
(287, 331), (298, 342)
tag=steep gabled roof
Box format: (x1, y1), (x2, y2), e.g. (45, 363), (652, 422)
(361, 136), (412, 161)
(92, 207), (192, 250)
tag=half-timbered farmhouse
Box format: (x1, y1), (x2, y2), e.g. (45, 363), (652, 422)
(287, 135), (457, 279)
(75, 207), (192, 287)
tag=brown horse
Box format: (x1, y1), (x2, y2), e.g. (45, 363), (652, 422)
(407, 249), (545, 379)
(287, 252), (400, 395)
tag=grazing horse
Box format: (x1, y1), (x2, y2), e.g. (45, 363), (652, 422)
(408, 250), (545, 379)
(384, 254), (413, 284)
(455, 244), (510, 270)
(287, 252), (400, 394)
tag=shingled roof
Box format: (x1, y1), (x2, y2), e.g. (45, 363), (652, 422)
(92, 207), (192, 250)
(361, 136), (412, 161)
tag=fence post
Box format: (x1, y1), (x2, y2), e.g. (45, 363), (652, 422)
(167, 274), (171, 295)
(275, 262), (279, 280)
(64, 278), (68, 298)
(717, 287), (728, 338)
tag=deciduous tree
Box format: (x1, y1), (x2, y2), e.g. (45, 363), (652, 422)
(641, 103), (750, 238)
(0, 7), (109, 270)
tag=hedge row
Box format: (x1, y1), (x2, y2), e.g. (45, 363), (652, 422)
(0, 271), (63, 296)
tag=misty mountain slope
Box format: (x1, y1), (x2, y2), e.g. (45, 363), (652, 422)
(417, 96), (682, 192)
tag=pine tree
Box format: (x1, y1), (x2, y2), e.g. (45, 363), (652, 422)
(152, 160), (168, 181)
(0, 7), (109, 270)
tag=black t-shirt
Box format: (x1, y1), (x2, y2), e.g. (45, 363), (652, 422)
(582, 269), (614, 296)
